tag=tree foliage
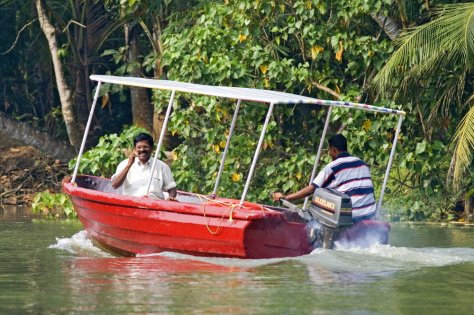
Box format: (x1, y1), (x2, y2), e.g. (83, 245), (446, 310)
(1, 0), (471, 220)
(372, 2), (474, 189)
(155, 0), (400, 203)
(0, 1), (65, 136)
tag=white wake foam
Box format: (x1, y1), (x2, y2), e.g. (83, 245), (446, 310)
(50, 231), (474, 273)
(299, 243), (474, 275)
(49, 230), (112, 258)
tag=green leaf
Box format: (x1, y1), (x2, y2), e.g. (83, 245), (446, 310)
(415, 141), (427, 155)
(266, 165), (276, 175)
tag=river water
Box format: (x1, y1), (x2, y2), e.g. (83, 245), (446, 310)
(1, 206), (473, 314)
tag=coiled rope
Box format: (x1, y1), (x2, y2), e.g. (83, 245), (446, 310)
(194, 194), (270, 235)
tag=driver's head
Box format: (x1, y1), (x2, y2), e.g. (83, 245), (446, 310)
(328, 134), (347, 160)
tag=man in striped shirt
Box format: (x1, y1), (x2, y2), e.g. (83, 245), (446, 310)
(272, 134), (376, 222)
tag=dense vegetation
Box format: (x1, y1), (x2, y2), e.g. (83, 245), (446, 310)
(1, 0), (473, 221)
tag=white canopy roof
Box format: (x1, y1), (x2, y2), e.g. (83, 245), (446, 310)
(90, 75), (405, 116)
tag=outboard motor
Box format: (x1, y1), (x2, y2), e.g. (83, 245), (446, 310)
(308, 188), (353, 249)
(281, 188), (390, 249)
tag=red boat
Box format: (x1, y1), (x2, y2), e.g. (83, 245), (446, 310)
(63, 75), (404, 259)
(62, 175), (311, 258)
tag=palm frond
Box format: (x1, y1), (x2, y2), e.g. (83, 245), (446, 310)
(372, 3), (474, 98)
(451, 102), (474, 187)
(86, 1), (124, 54)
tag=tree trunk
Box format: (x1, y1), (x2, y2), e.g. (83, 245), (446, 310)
(371, 12), (400, 41)
(465, 192), (474, 223)
(125, 23), (154, 133)
(0, 111), (75, 161)
(35, 0), (83, 149)
(149, 18), (174, 148)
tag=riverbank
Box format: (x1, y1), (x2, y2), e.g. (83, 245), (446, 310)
(0, 146), (69, 206)
(1, 145), (473, 226)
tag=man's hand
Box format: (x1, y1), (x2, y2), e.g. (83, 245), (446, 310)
(127, 150), (137, 166)
(111, 152), (135, 189)
(272, 192), (285, 202)
(167, 187), (178, 201)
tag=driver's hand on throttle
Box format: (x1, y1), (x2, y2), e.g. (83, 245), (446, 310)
(272, 192), (285, 202)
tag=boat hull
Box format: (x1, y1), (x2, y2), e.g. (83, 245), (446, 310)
(63, 176), (312, 259)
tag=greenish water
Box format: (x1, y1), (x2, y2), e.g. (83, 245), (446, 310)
(1, 206), (473, 314)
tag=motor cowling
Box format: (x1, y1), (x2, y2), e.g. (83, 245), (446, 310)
(306, 188), (352, 249)
(309, 188), (353, 228)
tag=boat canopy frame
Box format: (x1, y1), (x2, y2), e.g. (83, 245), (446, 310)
(71, 75), (405, 210)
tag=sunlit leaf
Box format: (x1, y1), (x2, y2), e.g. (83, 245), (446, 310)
(231, 173), (241, 182)
(363, 120), (372, 131)
(311, 45), (324, 59)
(335, 41), (344, 62)
(238, 34), (247, 43)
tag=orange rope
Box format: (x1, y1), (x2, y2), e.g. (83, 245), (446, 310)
(195, 194), (241, 235)
(194, 194), (272, 235)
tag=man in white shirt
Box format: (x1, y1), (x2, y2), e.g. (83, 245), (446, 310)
(272, 134), (376, 222)
(111, 133), (177, 201)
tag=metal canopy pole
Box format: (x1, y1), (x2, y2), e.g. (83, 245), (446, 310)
(303, 106), (333, 209)
(377, 114), (404, 212)
(240, 102), (275, 205)
(212, 99), (241, 197)
(71, 81), (102, 183)
(146, 90), (176, 195)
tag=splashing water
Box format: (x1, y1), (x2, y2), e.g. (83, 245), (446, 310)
(50, 230), (474, 273)
(301, 243), (474, 276)
(49, 230), (113, 258)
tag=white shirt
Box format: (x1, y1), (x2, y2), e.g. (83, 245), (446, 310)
(112, 158), (176, 200)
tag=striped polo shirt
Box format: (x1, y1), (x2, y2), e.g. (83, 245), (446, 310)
(311, 152), (376, 220)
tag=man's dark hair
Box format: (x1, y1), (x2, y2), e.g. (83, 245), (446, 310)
(328, 134), (347, 151)
(133, 133), (154, 147)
